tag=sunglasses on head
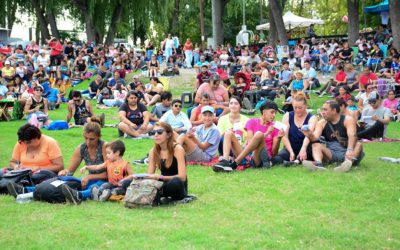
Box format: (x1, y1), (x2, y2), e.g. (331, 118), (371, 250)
(174, 104), (182, 108)
(153, 129), (165, 135)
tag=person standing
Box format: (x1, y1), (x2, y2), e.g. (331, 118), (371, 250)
(183, 38), (194, 68)
(164, 34), (176, 63)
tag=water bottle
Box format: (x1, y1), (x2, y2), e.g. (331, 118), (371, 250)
(16, 192), (34, 204)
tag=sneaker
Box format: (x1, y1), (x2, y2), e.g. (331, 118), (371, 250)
(61, 184), (82, 205)
(242, 97), (253, 110)
(133, 155), (149, 165)
(315, 90), (321, 95)
(99, 113), (105, 128)
(318, 92), (326, 97)
(334, 159), (353, 172)
(7, 182), (24, 199)
(302, 160), (326, 171)
(99, 189), (111, 202)
(213, 160), (237, 173)
(91, 186), (100, 201)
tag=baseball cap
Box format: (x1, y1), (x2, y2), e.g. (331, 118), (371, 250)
(133, 75), (139, 79)
(5, 60), (10, 65)
(201, 105), (214, 114)
(368, 92), (380, 104)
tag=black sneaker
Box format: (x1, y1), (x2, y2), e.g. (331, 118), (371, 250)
(133, 154), (149, 165)
(260, 148), (272, 168)
(61, 184), (82, 205)
(213, 159), (233, 172)
(7, 182), (24, 199)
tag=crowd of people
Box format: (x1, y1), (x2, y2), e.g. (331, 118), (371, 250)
(0, 26), (399, 205)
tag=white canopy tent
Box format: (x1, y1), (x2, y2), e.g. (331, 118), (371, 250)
(256, 11), (324, 31)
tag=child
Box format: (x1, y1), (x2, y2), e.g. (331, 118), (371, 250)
(80, 140), (133, 201)
(178, 106), (221, 162)
(282, 89), (296, 113)
(71, 65), (83, 86)
(346, 96), (358, 112)
(319, 48), (328, 78)
(287, 53), (297, 71)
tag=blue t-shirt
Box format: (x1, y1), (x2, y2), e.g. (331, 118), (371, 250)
(291, 79), (304, 90)
(47, 88), (59, 102)
(195, 124), (221, 158)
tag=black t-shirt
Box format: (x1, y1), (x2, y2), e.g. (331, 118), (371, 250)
(341, 48), (353, 58)
(89, 81), (101, 93)
(119, 103), (147, 126)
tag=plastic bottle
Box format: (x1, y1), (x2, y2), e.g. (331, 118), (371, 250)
(16, 192), (34, 204)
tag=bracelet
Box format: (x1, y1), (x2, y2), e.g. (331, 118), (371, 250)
(158, 175), (164, 181)
(346, 148), (354, 152)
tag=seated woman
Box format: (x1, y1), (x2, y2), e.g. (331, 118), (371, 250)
(290, 71), (309, 93)
(177, 106), (221, 162)
(382, 90), (399, 120)
(121, 122), (188, 202)
(163, 56), (179, 76)
(195, 74), (229, 117)
(148, 54), (160, 77)
(277, 92), (317, 164)
(6, 124), (64, 197)
(335, 86), (352, 101)
(213, 96), (249, 169)
(213, 101), (283, 172)
(118, 90), (153, 138)
(316, 65), (347, 97)
(144, 77), (164, 106)
(24, 85), (51, 127)
(103, 83), (127, 107)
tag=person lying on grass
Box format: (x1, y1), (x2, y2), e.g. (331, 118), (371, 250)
(62, 140), (133, 205)
(121, 122), (188, 202)
(177, 106), (221, 163)
(118, 90), (153, 138)
(213, 101), (284, 172)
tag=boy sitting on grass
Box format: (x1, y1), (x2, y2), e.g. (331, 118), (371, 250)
(177, 106), (221, 162)
(62, 140), (133, 203)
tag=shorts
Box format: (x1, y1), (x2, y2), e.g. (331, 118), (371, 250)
(250, 146), (271, 168)
(75, 117), (89, 126)
(61, 74), (70, 81)
(326, 141), (347, 163)
(186, 146), (212, 162)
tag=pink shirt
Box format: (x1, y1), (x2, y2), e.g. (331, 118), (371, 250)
(197, 83), (228, 104)
(244, 118), (279, 157)
(383, 98), (399, 114)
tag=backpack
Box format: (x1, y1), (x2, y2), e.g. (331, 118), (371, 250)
(123, 179), (163, 208)
(33, 176), (82, 203)
(0, 169), (33, 194)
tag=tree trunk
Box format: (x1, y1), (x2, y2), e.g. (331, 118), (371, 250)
(211, 0), (229, 48)
(171, 0), (180, 33)
(298, 0), (304, 16)
(31, 0), (50, 43)
(104, 2), (124, 46)
(199, 0), (205, 50)
(71, 0), (100, 44)
(46, 8), (60, 39)
(347, 0), (359, 46)
(0, 0), (5, 28)
(390, 0), (400, 50)
(269, 0), (288, 45)
(268, 6), (278, 45)
(6, 0), (17, 37)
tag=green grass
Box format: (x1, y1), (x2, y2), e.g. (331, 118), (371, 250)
(0, 74), (400, 249)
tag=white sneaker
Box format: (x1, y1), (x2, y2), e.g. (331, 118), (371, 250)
(334, 159), (353, 172)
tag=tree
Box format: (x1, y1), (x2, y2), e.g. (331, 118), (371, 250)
(269, 0), (288, 45)
(347, 0), (359, 46)
(267, 6), (278, 45)
(390, 0), (400, 50)
(211, 0), (229, 47)
(31, 0), (51, 43)
(104, 1), (124, 45)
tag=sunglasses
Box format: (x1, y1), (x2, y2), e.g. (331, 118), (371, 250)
(73, 99), (81, 102)
(174, 104), (182, 108)
(34, 88), (43, 92)
(153, 129), (165, 135)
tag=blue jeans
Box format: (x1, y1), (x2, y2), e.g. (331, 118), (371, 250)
(80, 180), (106, 200)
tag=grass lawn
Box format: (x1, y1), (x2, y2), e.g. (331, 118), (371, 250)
(0, 72), (399, 249)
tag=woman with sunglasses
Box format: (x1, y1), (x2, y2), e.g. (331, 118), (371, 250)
(122, 122), (188, 202)
(24, 85), (51, 127)
(357, 84), (376, 112)
(144, 77), (164, 106)
(118, 90), (153, 138)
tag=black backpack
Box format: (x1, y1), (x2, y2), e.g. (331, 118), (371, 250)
(0, 169), (33, 194)
(33, 177), (82, 203)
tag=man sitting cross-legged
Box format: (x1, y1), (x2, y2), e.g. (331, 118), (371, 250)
(301, 100), (364, 172)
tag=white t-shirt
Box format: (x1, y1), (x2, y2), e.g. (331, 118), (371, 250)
(219, 54), (229, 66)
(165, 38), (175, 49)
(37, 55), (49, 68)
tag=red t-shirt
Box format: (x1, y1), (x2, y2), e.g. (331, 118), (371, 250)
(359, 73), (378, 87)
(49, 41), (63, 56)
(335, 71), (347, 82)
(395, 72), (400, 83)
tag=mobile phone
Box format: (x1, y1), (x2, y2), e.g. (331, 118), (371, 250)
(301, 125), (311, 131)
(134, 173), (149, 179)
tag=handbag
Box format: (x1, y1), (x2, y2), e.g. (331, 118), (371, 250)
(123, 179), (163, 208)
(0, 169), (33, 194)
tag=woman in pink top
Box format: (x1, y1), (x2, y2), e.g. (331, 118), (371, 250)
(383, 90), (399, 117)
(213, 101), (284, 172)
